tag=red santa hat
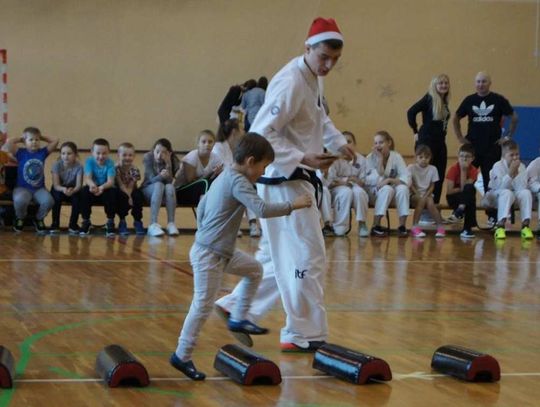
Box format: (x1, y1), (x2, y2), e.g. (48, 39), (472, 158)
(305, 17), (343, 46)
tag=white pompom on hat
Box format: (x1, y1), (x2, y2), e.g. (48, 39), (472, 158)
(305, 17), (343, 46)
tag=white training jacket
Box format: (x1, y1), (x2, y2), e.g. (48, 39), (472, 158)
(250, 56), (347, 179)
(488, 159), (528, 191)
(365, 150), (410, 188)
(327, 153), (367, 185)
(526, 157), (540, 194)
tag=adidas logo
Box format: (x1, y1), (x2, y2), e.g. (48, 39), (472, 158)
(472, 101), (494, 122)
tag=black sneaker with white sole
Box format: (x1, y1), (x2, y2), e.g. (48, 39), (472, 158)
(33, 219), (48, 234)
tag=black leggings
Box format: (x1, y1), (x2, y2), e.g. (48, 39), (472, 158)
(446, 184), (477, 230)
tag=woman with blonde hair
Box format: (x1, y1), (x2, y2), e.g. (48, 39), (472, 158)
(407, 74), (450, 203)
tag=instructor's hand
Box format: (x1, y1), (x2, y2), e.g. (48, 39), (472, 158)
(301, 153), (338, 170)
(292, 193), (313, 209)
(338, 144), (356, 162)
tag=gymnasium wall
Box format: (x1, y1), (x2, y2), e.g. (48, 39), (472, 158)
(0, 0), (538, 155)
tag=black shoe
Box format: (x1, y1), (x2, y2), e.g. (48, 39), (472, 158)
(68, 224), (80, 235)
(536, 229), (540, 240)
(397, 225), (408, 237)
(79, 220), (91, 235)
(169, 353), (206, 381)
(370, 225), (388, 237)
(105, 220), (115, 237)
(228, 319), (269, 335)
(13, 218), (24, 232)
(49, 223), (60, 234)
(322, 225), (335, 237)
(33, 219), (48, 234)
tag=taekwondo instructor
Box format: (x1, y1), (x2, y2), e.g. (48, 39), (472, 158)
(216, 17), (355, 352)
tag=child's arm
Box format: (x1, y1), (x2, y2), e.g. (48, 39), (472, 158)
(182, 162), (198, 184)
(233, 176), (311, 218)
(3, 136), (22, 155)
(422, 182), (435, 199)
(41, 134), (59, 154)
(527, 159), (540, 193)
(72, 168), (83, 194)
(52, 171), (66, 193)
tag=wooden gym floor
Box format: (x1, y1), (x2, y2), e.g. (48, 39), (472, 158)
(0, 211), (539, 406)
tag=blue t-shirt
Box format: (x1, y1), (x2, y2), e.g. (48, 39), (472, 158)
(84, 157), (116, 186)
(15, 147), (49, 191)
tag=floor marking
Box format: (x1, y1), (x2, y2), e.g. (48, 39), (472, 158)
(12, 372), (540, 384)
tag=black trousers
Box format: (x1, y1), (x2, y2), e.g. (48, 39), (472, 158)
(50, 188), (81, 227)
(79, 186), (116, 220)
(446, 184), (477, 230)
(116, 188), (144, 221)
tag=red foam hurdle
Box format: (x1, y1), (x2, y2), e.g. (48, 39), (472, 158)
(0, 346), (15, 389)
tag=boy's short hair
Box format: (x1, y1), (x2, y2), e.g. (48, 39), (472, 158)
(415, 144), (432, 157)
(458, 143), (475, 156)
(234, 133), (274, 164)
(92, 138), (110, 149)
(22, 127), (41, 138)
(312, 39), (343, 50)
(500, 138), (519, 152)
(118, 142), (134, 150)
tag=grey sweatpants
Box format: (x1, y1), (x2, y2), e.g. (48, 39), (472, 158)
(13, 187), (54, 220)
(175, 243), (262, 361)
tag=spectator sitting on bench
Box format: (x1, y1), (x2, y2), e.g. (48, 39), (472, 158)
(116, 142), (145, 236)
(79, 138), (117, 237)
(526, 150), (540, 239)
(141, 138), (182, 237)
(50, 141), (83, 234)
(445, 143), (479, 239)
(4, 127), (58, 233)
(482, 139), (533, 240)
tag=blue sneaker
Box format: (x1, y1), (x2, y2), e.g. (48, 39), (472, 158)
(118, 219), (129, 235)
(228, 319), (269, 335)
(133, 220), (145, 235)
(169, 353), (205, 381)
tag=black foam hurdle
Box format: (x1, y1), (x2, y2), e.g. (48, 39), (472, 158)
(313, 343), (392, 384)
(431, 345), (501, 382)
(214, 344), (281, 385)
(95, 344), (150, 387)
(0, 346), (15, 389)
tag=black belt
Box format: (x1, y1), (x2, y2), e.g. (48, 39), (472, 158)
(257, 168), (323, 208)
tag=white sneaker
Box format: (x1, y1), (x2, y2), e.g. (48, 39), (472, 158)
(147, 223), (165, 237)
(167, 222), (179, 236)
(358, 222), (369, 237)
(249, 222), (261, 237)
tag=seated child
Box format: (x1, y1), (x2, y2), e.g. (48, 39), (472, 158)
(408, 144), (445, 238)
(4, 127), (58, 233)
(175, 130), (224, 206)
(482, 139), (533, 240)
(170, 133), (312, 380)
(141, 138), (182, 237)
(316, 167), (335, 236)
(50, 141), (83, 233)
(526, 152), (540, 239)
(445, 143), (479, 238)
(115, 142), (145, 235)
(79, 138), (117, 236)
(365, 131), (410, 237)
(328, 131), (369, 237)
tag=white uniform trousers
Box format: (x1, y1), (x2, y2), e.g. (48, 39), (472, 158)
(367, 184), (410, 217)
(176, 244), (262, 361)
(331, 185), (369, 235)
(216, 179), (328, 344)
(482, 188), (532, 222)
(319, 186), (333, 224)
